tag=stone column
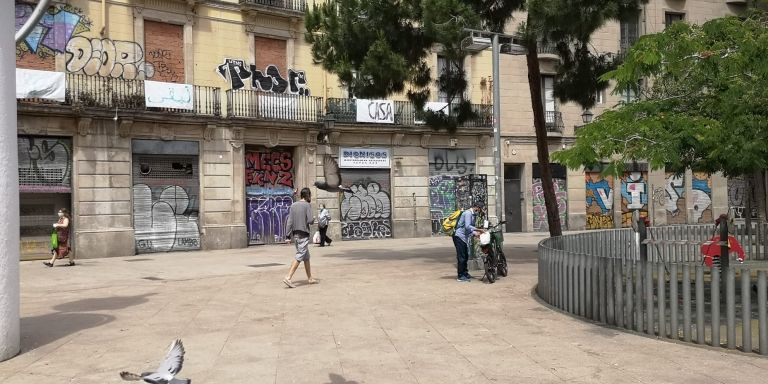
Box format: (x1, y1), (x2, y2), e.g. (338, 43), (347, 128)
(0, 3), (21, 361)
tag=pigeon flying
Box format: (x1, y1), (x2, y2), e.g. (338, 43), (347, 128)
(120, 339), (190, 384)
(315, 155), (352, 193)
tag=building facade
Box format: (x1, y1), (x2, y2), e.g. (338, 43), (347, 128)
(14, 0), (497, 260)
(493, 0), (752, 232)
(15, 0), (754, 259)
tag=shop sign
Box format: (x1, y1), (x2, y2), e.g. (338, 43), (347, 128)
(339, 148), (391, 168)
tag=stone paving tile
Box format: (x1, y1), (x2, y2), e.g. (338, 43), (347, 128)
(2, 234), (768, 383)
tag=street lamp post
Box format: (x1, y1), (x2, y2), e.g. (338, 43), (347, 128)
(463, 29), (526, 225)
(2, 0), (52, 362)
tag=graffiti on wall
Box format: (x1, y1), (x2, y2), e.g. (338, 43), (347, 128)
(456, 174), (488, 212)
(216, 59), (310, 95)
(245, 150), (294, 196)
(133, 184), (200, 253)
(428, 149), (475, 176)
(620, 172), (648, 227)
(147, 48), (182, 83)
(17, 137), (72, 192)
(340, 181), (392, 240)
(663, 173), (687, 224)
(66, 36), (155, 79)
(728, 177), (758, 219)
(692, 172), (713, 223)
(586, 173), (614, 229)
(15, 3), (92, 59)
(429, 175), (458, 234)
(247, 195), (293, 245)
(532, 178), (567, 232)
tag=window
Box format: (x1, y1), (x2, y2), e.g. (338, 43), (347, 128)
(620, 18), (639, 53)
(665, 12), (685, 28)
(595, 90), (604, 105)
(620, 81), (643, 103)
(437, 55), (465, 103)
(542, 75), (556, 113)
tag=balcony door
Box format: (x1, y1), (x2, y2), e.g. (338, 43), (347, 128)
(541, 75), (557, 129)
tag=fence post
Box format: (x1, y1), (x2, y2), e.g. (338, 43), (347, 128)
(638, 217), (648, 263)
(720, 215), (729, 272)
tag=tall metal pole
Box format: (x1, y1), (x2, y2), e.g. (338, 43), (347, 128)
(0, 2), (21, 362)
(492, 33), (503, 224)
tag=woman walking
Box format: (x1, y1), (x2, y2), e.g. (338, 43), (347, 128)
(44, 208), (74, 267)
(318, 204), (332, 247)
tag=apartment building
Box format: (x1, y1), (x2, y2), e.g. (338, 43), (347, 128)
(495, 0), (752, 233)
(14, 0), (752, 259)
(14, 0), (499, 260)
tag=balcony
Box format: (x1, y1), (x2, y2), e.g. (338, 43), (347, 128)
(537, 42), (560, 61)
(326, 98), (493, 128)
(18, 74), (221, 116)
(226, 89), (323, 122)
(545, 111), (564, 133)
(239, 0), (307, 17)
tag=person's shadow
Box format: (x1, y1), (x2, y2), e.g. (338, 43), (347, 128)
(325, 373), (360, 384)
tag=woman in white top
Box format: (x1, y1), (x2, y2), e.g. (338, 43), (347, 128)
(318, 204), (332, 247)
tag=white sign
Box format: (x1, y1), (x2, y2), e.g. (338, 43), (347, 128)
(16, 69), (66, 102)
(415, 101), (449, 124)
(339, 148), (391, 168)
(356, 99), (394, 124)
(145, 81), (194, 110)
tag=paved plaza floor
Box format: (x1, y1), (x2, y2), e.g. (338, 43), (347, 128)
(0, 233), (766, 383)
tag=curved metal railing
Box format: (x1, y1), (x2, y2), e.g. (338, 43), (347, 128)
(537, 224), (768, 356)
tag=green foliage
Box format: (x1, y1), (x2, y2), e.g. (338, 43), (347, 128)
(304, 0), (517, 132)
(554, 11), (768, 178)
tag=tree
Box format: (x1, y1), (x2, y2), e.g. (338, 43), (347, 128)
(553, 11), (768, 219)
(519, 0), (645, 236)
(306, 0), (644, 236)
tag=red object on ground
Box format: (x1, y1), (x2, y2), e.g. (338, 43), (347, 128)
(700, 235), (745, 267)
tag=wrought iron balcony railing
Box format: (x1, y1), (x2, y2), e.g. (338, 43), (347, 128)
(545, 111), (564, 132)
(326, 98), (493, 128)
(239, 0), (307, 14)
(18, 73), (221, 116)
(226, 89), (323, 122)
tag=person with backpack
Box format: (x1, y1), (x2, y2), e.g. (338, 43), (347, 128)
(446, 201), (484, 282)
(317, 204), (332, 247)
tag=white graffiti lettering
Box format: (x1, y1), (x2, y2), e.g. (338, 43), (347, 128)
(65, 36), (155, 79)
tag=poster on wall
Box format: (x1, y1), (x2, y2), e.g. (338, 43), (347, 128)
(355, 99), (394, 124)
(339, 148), (391, 168)
(145, 80), (194, 110)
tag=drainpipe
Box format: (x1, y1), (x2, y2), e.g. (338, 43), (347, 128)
(101, 0), (107, 37)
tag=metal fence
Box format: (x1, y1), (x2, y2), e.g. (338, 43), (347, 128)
(226, 89), (323, 122)
(239, 0), (306, 12)
(326, 98), (493, 128)
(545, 111), (564, 132)
(538, 223), (768, 355)
(19, 74), (221, 116)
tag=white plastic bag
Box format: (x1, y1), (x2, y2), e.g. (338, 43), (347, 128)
(479, 232), (491, 246)
(313, 231), (321, 244)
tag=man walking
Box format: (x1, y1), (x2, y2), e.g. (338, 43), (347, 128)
(453, 201), (484, 282)
(283, 187), (317, 288)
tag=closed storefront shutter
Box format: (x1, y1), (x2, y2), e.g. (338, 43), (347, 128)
(339, 169), (392, 240)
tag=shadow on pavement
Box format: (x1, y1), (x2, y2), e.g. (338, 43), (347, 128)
(52, 293), (155, 312)
(322, 246), (455, 263)
(324, 373), (360, 384)
(20, 294), (155, 351)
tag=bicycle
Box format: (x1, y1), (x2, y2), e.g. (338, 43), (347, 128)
(478, 220), (507, 283)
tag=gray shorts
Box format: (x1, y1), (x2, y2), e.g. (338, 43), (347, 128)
(293, 234), (310, 262)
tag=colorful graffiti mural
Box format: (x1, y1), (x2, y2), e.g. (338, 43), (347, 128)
(532, 178), (567, 232)
(728, 176), (758, 219)
(620, 172), (648, 227)
(692, 172), (713, 223)
(339, 169), (392, 241)
(429, 175), (458, 234)
(586, 173), (614, 229)
(15, 3), (92, 59)
(663, 173), (687, 224)
(245, 149), (294, 244)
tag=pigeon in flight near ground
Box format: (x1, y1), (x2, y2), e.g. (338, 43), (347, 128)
(315, 155), (352, 193)
(120, 339), (190, 384)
